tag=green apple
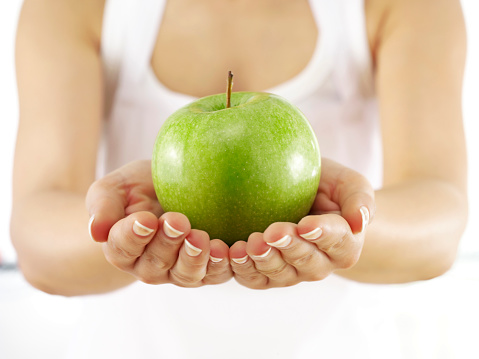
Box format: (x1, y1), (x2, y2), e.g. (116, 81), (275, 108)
(152, 88), (321, 246)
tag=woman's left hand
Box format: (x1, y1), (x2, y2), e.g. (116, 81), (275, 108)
(229, 158), (375, 289)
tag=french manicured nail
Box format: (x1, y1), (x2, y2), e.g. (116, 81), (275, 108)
(360, 206), (370, 233)
(231, 255), (249, 264)
(133, 220), (155, 237)
(209, 255), (223, 263)
(267, 235), (292, 248)
(88, 215), (95, 241)
(184, 239), (202, 257)
(163, 220), (184, 238)
(299, 228), (323, 240)
(250, 247), (272, 260)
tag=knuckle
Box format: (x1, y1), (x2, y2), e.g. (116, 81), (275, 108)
(241, 272), (264, 283)
(203, 271), (232, 285)
(187, 258), (208, 272)
(171, 269), (206, 286)
(288, 251), (316, 268)
(260, 262), (290, 279)
(107, 240), (138, 261)
(323, 231), (353, 254)
(142, 252), (172, 272)
(206, 260), (228, 274)
(160, 235), (184, 251)
(333, 232), (352, 251)
(230, 260), (252, 272)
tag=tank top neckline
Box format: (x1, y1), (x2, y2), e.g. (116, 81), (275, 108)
(142, 0), (338, 103)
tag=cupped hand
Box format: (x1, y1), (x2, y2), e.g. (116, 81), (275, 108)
(229, 158), (375, 289)
(86, 160), (232, 287)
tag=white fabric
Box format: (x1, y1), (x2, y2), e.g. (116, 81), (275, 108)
(70, 1), (398, 358)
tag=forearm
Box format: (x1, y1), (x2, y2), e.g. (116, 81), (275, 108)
(11, 190), (136, 296)
(336, 179), (468, 283)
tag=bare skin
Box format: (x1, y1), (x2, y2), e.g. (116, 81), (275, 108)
(11, 0), (467, 295)
(85, 159), (373, 289)
(152, 0), (318, 97)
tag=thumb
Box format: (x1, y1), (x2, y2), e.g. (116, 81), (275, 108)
(86, 174), (127, 243)
(339, 180), (375, 235)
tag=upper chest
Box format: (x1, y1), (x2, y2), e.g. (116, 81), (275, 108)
(151, 0), (319, 97)
(93, 0), (383, 98)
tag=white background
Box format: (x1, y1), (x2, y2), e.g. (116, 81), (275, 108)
(1, 1), (478, 358)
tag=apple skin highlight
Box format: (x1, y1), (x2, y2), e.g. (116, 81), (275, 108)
(152, 91), (321, 246)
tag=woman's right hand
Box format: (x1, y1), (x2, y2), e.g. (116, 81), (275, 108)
(86, 160), (233, 287)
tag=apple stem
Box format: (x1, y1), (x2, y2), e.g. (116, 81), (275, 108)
(226, 71), (233, 108)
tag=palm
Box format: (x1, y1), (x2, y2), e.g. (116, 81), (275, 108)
(309, 159), (372, 233)
(118, 161), (163, 217)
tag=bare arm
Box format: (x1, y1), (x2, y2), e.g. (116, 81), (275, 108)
(11, 0), (233, 296)
(337, 0), (468, 282)
(10, 0), (135, 295)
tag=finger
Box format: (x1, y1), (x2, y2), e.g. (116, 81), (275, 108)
(86, 160), (161, 242)
(102, 211), (159, 271)
(335, 172), (374, 235)
(261, 223), (327, 281)
(298, 214), (363, 270)
(169, 229), (210, 287)
(247, 230), (300, 285)
(317, 159), (375, 234)
(229, 240), (268, 289)
(203, 239), (233, 285)
(86, 171), (127, 242)
(134, 212), (191, 284)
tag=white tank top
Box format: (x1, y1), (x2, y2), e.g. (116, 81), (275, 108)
(98, 0), (383, 188)
(69, 1), (399, 358)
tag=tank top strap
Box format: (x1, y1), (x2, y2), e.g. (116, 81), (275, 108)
(101, 0), (166, 116)
(268, 0), (340, 103)
(270, 0), (371, 104)
(121, 0), (166, 84)
(329, 0), (374, 99)
(101, 0), (374, 108)
(307, 0), (341, 86)
(340, 0), (375, 97)
(101, 0), (133, 117)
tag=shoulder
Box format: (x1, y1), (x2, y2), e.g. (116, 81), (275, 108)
(18, 0), (105, 48)
(365, 0), (465, 63)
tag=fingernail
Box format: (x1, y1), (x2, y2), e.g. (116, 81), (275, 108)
(299, 227), (323, 240)
(133, 220), (155, 237)
(88, 215), (95, 241)
(250, 247), (272, 260)
(360, 206), (370, 233)
(163, 220), (184, 238)
(184, 239), (202, 257)
(209, 255), (223, 263)
(231, 255), (249, 264)
(267, 235), (292, 248)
